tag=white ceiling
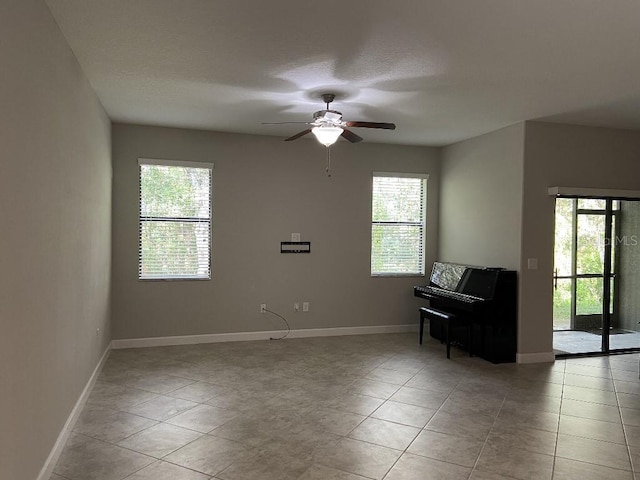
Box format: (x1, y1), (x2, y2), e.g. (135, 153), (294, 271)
(45, 0), (640, 146)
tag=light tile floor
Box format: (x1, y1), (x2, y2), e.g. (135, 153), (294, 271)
(52, 333), (640, 480)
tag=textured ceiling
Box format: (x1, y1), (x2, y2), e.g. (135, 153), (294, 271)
(45, 0), (640, 146)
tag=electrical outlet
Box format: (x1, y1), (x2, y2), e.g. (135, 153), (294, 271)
(302, 302), (309, 312)
(96, 327), (100, 336)
(294, 302), (300, 312)
(292, 232), (301, 242)
(260, 304), (267, 313)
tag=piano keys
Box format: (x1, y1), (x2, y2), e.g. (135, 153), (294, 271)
(414, 261), (517, 363)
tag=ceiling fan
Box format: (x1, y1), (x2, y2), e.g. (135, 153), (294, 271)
(263, 93), (396, 147)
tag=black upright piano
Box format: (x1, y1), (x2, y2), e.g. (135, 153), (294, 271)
(414, 262), (517, 363)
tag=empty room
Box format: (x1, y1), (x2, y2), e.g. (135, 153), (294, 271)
(2, 1), (639, 480)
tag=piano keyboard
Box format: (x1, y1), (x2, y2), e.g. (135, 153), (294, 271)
(415, 285), (483, 303)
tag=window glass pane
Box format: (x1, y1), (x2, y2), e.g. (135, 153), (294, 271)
(553, 278), (572, 330)
(576, 277), (603, 316)
(553, 198), (574, 276)
(578, 199), (606, 210)
(611, 216), (616, 274)
(140, 165), (211, 218)
(371, 225), (423, 275)
(372, 177), (424, 222)
(610, 277), (615, 315)
(140, 221), (210, 279)
(576, 214), (605, 275)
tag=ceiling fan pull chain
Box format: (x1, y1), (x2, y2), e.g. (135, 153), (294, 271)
(325, 146), (332, 178)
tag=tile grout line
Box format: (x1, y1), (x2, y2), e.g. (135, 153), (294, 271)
(555, 357), (638, 477)
(374, 359), (453, 480)
(466, 385), (510, 480)
(612, 356), (638, 480)
(80, 367), (255, 479)
(368, 360), (430, 480)
(333, 350), (444, 480)
(382, 359), (506, 480)
(549, 358), (567, 480)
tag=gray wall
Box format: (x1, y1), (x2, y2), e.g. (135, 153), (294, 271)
(521, 121), (640, 355)
(617, 201), (640, 332)
(0, 1), (112, 479)
(112, 124), (439, 340)
(440, 123), (525, 270)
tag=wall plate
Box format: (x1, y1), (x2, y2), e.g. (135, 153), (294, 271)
(281, 241), (311, 253)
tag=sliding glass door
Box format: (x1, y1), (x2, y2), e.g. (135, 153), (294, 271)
(553, 197), (640, 356)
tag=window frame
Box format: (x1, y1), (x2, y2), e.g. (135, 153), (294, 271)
(370, 171), (428, 277)
(138, 158), (213, 281)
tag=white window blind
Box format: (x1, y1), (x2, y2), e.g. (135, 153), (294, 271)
(138, 159), (213, 280)
(371, 173), (427, 276)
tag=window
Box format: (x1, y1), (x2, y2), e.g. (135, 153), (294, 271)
(138, 158), (213, 280)
(371, 172), (428, 276)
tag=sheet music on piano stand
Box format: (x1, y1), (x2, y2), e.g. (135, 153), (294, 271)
(430, 262), (467, 291)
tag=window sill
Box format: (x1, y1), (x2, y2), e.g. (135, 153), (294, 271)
(138, 276), (211, 282)
(371, 273), (426, 278)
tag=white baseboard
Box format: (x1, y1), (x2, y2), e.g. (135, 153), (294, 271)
(516, 351), (556, 364)
(111, 324), (418, 349)
(37, 343), (112, 480)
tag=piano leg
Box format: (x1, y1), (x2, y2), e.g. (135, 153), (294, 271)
(445, 327), (451, 359)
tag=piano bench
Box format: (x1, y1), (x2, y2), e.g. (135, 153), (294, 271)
(419, 307), (472, 359)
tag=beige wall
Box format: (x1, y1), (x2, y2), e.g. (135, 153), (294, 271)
(440, 123), (525, 270)
(520, 121), (640, 355)
(0, 2), (112, 479)
(112, 124), (439, 340)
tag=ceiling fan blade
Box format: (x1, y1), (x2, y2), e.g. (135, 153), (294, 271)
(341, 128), (363, 143)
(262, 121), (311, 125)
(345, 121), (396, 130)
(284, 129), (312, 141)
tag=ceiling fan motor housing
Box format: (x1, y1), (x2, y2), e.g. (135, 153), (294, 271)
(313, 110), (343, 124)
(321, 93), (336, 105)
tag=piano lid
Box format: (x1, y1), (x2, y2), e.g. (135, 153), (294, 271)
(429, 262), (501, 300)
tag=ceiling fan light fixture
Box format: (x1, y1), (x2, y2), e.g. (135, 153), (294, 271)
(264, 93), (395, 145)
(312, 126), (343, 147)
